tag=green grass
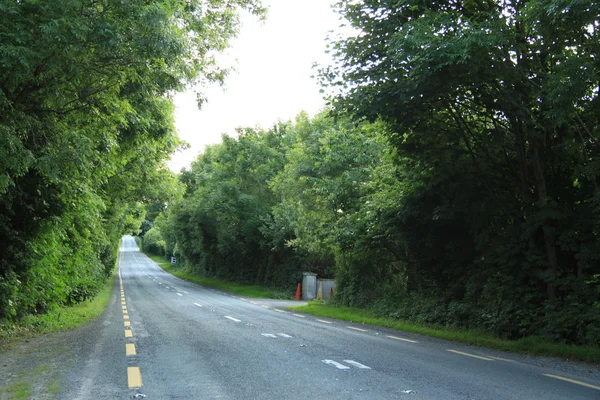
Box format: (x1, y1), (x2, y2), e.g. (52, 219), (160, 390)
(146, 253), (290, 299)
(290, 302), (600, 364)
(0, 267), (117, 349)
(4, 381), (33, 400)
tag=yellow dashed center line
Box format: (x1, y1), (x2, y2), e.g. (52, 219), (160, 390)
(447, 349), (493, 361)
(120, 268), (142, 390)
(387, 335), (419, 343)
(126, 343), (136, 356)
(346, 326), (368, 332)
(543, 374), (600, 391)
(127, 367), (143, 388)
(274, 309), (285, 313)
(292, 313), (306, 318)
(317, 319), (332, 324)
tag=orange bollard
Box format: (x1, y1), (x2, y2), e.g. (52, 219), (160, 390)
(295, 282), (301, 300)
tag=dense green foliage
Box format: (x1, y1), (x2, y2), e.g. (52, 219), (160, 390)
(318, 0), (600, 344)
(154, 124), (304, 290)
(148, 0), (600, 346)
(0, 0), (263, 320)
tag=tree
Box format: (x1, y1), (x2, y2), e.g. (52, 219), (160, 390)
(321, 0), (600, 343)
(0, 0), (265, 319)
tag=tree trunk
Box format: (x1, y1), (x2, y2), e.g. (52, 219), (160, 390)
(531, 145), (558, 302)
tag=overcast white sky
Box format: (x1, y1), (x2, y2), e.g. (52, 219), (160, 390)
(169, 0), (343, 172)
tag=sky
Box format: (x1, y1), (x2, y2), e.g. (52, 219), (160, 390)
(169, 0), (344, 172)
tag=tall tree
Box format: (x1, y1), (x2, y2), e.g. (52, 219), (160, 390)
(0, 0), (264, 319)
(321, 0), (600, 342)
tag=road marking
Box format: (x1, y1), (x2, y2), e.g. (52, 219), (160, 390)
(543, 374), (600, 391)
(292, 313), (306, 318)
(121, 301), (126, 305)
(124, 315), (129, 320)
(387, 335), (419, 343)
(278, 333), (293, 338)
(317, 319), (332, 324)
(262, 333), (277, 338)
(261, 305), (270, 309)
(165, 286), (169, 289)
(193, 303), (203, 307)
(322, 360), (350, 370)
(486, 355), (515, 362)
(250, 301), (258, 305)
(240, 298), (248, 301)
(126, 343), (136, 356)
(127, 367), (143, 388)
(124, 321), (130, 327)
(122, 305), (127, 309)
(344, 360), (372, 369)
(224, 316), (241, 322)
(274, 309), (285, 313)
(447, 350), (493, 361)
(346, 326), (368, 332)
(177, 293), (183, 296)
(125, 330), (133, 338)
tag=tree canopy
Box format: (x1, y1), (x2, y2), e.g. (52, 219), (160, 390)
(146, 0), (600, 346)
(0, 0), (264, 319)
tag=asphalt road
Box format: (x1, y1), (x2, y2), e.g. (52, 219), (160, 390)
(57, 236), (600, 399)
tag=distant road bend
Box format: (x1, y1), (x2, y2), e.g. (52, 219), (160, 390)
(57, 236), (600, 399)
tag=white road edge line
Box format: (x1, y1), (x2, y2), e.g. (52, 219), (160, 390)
(387, 335), (419, 344)
(177, 293), (183, 296)
(225, 316), (241, 322)
(193, 303), (203, 307)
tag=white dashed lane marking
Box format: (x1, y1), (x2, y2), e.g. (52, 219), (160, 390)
(344, 360), (372, 369)
(322, 360), (351, 370)
(322, 360), (372, 370)
(261, 333), (293, 338)
(225, 316), (241, 322)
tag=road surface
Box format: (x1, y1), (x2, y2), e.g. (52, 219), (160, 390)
(56, 236), (599, 399)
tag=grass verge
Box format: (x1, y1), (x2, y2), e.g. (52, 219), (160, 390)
(289, 302), (600, 364)
(0, 267), (117, 350)
(145, 253), (290, 299)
